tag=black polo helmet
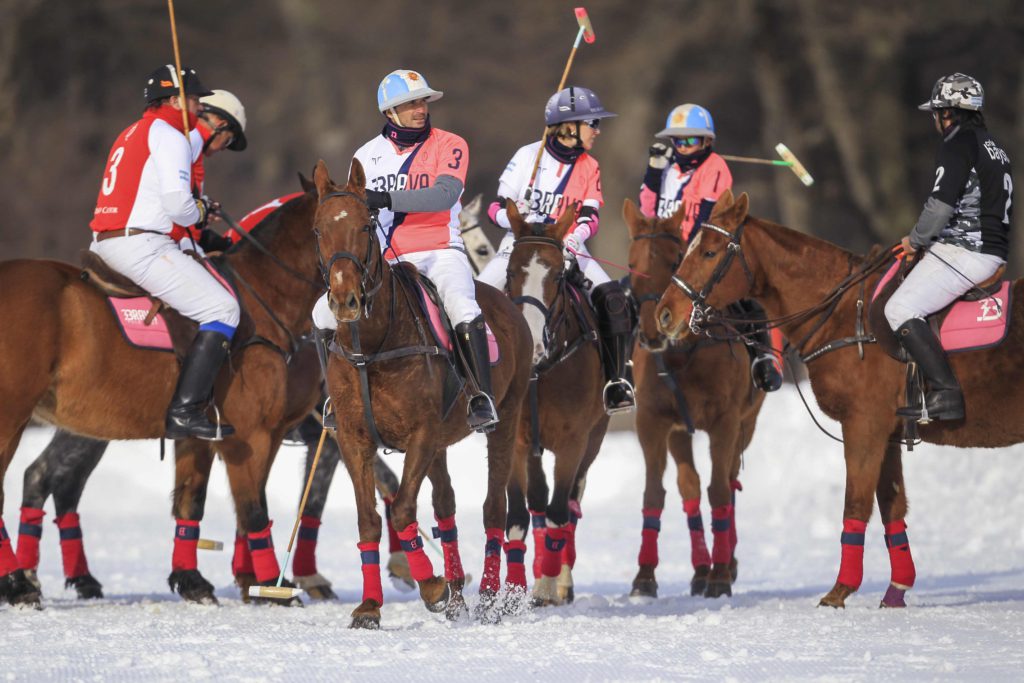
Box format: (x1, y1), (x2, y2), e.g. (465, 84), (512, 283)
(144, 65), (213, 103)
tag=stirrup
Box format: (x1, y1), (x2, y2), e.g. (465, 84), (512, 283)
(320, 396), (337, 431)
(468, 393), (499, 434)
(602, 379), (636, 416)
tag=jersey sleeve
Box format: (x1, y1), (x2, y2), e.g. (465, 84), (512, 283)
(436, 132), (469, 185)
(695, 155), (733, 201)
(150, 121), (200, 226)
(498, 145), (532, 200)
(583, 162), (603, 209)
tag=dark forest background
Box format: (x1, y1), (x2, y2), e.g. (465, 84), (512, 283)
(1, 0), (1022, 269)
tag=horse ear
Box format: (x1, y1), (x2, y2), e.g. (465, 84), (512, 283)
(347, 158), (367, 197)
(716, 188), (735, 212)
(460, 193), (483, 221)
(734, 192), (750, 221)
(507, 199), (526, 240)
(622, 198), (644, 237)
(298, 171), (316, 194)
(313, 159), (333, 199)
(553, 204), (577, 241)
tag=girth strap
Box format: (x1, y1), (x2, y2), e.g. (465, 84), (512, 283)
(653, 351), (695, 434)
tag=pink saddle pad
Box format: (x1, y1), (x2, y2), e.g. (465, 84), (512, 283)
(939, 281), (1011, 353)
(108, 297), (174, 351)
(419, 283), (500, 364)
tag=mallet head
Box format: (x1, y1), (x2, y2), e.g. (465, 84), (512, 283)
(574, 7), (595, 43)
(775, 143), (814, 186)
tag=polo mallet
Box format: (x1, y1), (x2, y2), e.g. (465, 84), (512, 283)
(524, 7), (596, 202)
(165, 0), (192, 155)
(247, 416), (334, 600)
(719, 143), (814, 186)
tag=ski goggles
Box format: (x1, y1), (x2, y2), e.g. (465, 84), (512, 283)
(671, 136), (704, 147)
(581, 118), (601, 130)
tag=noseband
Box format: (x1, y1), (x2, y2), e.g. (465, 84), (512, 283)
(669, 219), (753, 334)
(314, 190), (384, 313)
(631, 231), (683, 351)
(506, 233), (568, 357)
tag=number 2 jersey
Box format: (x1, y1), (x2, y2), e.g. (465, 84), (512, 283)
(353, 128), (469, 258)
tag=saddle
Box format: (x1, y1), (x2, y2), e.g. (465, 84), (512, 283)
(80, 249), (241, 360)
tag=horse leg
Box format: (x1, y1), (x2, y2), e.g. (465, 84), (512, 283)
(557, 420), (607, 603)
(0, 420), (41, 608)
(534, 443), (585, 607)
(426, 450), (469, 620)
(497, 425), (531, 619)
(373, 455), (414, 593)
(169, 438), (218, 604)
(727, 414), (759, 587)
(704, 422), (741, 598)
(479, 407), (516, 618)
(669, 427), (711, 596)
(524, 447), (550, 586)
(337, 438), (385, 629)
(291, 416), (341, 601)
(631, 410), (671, 598)
(875, 434), (915, 608)
(819, 420), (890, 608)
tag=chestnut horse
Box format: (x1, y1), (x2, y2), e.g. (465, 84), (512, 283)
(502, 203), (610, 607)
(624, 198), (765, 599)
(311, 160), (532, 629)
(0, 185), (325, 607)
(655, 188), (1024, 608)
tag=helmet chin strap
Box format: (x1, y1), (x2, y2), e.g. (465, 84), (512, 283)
(388, 107), (405, 127)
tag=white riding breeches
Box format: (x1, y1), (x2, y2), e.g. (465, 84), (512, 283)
(312, 248), (482, 331)
(476, 231), (610, 292)
(90, 231), (240, 328)
(884, 241), (1005, 329)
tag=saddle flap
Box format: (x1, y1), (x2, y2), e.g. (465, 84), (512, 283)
(939, 280), (1012, 353)
(415, 277), (500, 364)
(107, 297), (175, 352)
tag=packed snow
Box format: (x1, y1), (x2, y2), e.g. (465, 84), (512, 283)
(2, 386), (1023, 681)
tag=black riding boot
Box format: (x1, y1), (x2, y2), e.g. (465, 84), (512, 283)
(165, 330), (235, 440)
(455, 316), (499, 433)
(312, 327), (337, 430)
(733, 299), (783, 392)
(895, 318), (964, 422)
(591, 281), (636, 414)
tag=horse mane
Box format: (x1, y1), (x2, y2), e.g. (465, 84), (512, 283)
(746, 213), (867, 267)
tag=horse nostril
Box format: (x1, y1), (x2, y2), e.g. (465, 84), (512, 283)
(345, 292), (359, 310)
(659, 308), (673, 328)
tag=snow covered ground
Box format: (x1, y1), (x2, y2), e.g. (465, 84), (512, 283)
(2, 386), (1023, 681)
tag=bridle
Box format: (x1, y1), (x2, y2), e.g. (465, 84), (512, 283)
(506, 233), (571, 361)
(631, 230), (684, 352)
(313, 190), (385, 315)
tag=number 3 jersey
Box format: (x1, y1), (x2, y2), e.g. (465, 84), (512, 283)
(354, 128), (469, 258)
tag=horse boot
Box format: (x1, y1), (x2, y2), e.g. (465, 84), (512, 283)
(734, 299), (782, 392)
(165, 329), (235, 440)
(894, 318), (964, 422)
(591, 281), (636, 414)
(455, 315), (499, 433)
(312, 327), (337, 430)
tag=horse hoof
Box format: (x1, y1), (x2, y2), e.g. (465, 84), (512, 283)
(23, 569), (42, 593)
(235, 573), (257, 603)
(531, 575), (560, 607)
(349, 599), (381, 629)
(294, 573), (337, 601)
(703, 581), (732, 599)
(631, 577), (658, 598)
(168, 569), (218, 605)
(879, 583), (908, 608)
(445, 589), (469, 622)
(556, 565), (574, 604)
(690, 565), (710, 596)
(66, 573), (104, 600)
(501, 585), (528, 617)
(474, 589), (502, 624)
(387, 552), (416, 593)
(421, 578), (451, 614)
(818, 582), (856, 609)
(1, 570), (43, 609)
(729, 557), (739, 584)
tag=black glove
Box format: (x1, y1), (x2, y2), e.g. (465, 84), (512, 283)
(197, 228), (233, 253)
(648, 142), (671, 170)
(365, 190), (392, 210)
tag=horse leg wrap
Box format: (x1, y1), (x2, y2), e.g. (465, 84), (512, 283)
(683, 498), (711, 568)
(16, 507), (45, 571)
(396, 522), (434, 583)
(55, 512), (90, 579)
(729, 480), (742, 554)
(884, 519), (916, 589)
(710, 505), (734, 565)
(432, 515), (464, 582)
(564, 500), (582, 569)
(172, 519), (200, 572)
(529, 510), (546, 579)
(838, 518), (867, 590)
(0, 519), (20, 576)
(480, 528), (504, 594)
(231, 532), (254, 576)
(292, 515), (320, 577)
(247, 522), (280, 583)
(503, 539), (528, 588)
(638, 508), (662, 567)
(357, 541), (384, 605)
(383, 496), (402, 555)
(541, 526), (572, 578)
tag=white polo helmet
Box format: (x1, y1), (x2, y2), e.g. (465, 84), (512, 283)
(377, 70), (443, 113)
(200, 89), (247, 151)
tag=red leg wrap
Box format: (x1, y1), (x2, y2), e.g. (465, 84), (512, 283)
(638, 507), (662, 567)
(541, 526), (572, 578)
(503, 539), (528, 588)
(232, 532), (254, 576)
(683, 498), (711, 568)
(171, 519), (200, 572)
(396, 522), (434, 582)
(710, 505), (734, 565)
(884, 519), (916, 588)
(0, 519), (20, 576)
(433, 515), (464, 582)
(383, 496), (401, 554)
(292, 515), (320, 577)
(55, 512), (90, 579)
(358, 541), (384, 605)
(837, 518), (867, 590)
(247, 522), (280, 583)
(480, 527), (503, 594)
(529, 509), (546, 579)
(729, 480), (742, 553)
(563, 500), (582, 569)
(15, 507), (45, 571)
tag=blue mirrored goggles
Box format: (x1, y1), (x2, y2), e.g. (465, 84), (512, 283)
(671, 136), (704, 147)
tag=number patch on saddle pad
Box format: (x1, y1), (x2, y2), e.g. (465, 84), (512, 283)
(939, 281), (1012, 353)
(107, 297), (174, 352)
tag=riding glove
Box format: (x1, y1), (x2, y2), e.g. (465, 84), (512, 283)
(648, 142), (672, 170)
(365, 190), (392, 210)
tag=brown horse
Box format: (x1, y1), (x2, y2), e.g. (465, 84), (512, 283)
(0, 184), (325, 607)
(654, 188), (1024, 608)
(311, 159), (532, 629)
(624, 198), (765, 599)
(501, 203), (610, 607)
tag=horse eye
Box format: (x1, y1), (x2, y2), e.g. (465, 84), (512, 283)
(703, 250), (716, 259)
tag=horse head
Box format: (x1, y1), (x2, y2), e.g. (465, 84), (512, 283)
(312, 158), (383, 323)
(656, 188), (753, 340)
(623, 198), (686, 352)
(505, 201), (577, 364)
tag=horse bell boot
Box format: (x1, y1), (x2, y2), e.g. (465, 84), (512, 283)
(312, 327), (337, 430)
(591, 281), (636, 414)
(895, 318), (964, 422)
(455, 316), (499, 433)
(165, 330), (235, 440)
